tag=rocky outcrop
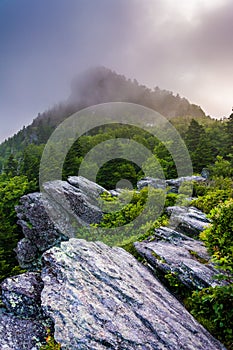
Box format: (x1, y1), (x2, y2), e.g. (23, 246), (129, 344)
(137, 175), (206, 193)
(134, 204), (215, 292)
(134, 226), (221, 291)
(15, 176), (208, 270)
(167, 206), (210, 237)
(67, 175), (110, 200)
(15, 177), (104, 269)
(5, 176), (226, 349)
(166, 175), (206, 190)
(40, 239), (225, 349)
(137, 177), (166, 190)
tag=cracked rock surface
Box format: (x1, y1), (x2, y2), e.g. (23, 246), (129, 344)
(134, 226), (222, 291)
(41, 238), (225, 350)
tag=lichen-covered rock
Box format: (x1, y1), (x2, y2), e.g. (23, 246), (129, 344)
(1, 272), (44, 318)
(0, 309), (47, 350)
(134, 226), (221, 291)
(15, 238), (39, 268)
(41, 239), (225, 350)
(166, 206), (210, 237)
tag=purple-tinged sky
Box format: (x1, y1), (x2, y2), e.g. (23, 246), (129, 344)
(1, 0), (233, 142)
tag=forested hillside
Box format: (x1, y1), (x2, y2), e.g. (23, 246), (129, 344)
(0, 67), (206, 170)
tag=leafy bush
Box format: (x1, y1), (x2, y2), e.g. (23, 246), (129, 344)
(208, 156), (233, 178)
(99, 187), (166, 229)
(188, 285), (233, 348)
(200, 198), (233, 274)
(0, 175), (32, 281)
(191, 190), (231, 214)
(187, 198), (233, 348)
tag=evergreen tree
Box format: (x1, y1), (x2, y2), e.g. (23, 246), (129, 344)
(185, 119), (205, 153)
(5, 154), (18, 177)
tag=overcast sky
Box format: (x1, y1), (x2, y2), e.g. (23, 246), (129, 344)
(1, 0), (233, 142)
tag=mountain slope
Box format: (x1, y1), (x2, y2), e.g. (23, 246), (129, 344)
(0, 66), (206, 167)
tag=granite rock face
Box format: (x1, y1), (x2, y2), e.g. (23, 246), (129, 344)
(41, 239), (226, 350)
(68, 176), (110, 200)
(42, 180), (103, 226)
(15, 177), (104, 268)
(134, 226), (221, 291)
(15, 192), (67, 268)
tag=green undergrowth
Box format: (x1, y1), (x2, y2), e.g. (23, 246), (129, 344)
(40, 329), (61, 350)
(187, 196), (233, 349)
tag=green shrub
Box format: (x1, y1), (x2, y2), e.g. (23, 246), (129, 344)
(188, 285), (233, 348)
(187, 198), (233, 348)
(200, 198), (233, 274)
(191, 190), (231, 214)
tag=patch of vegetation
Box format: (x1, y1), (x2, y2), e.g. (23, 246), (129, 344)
(188, 250), (209, 264)
(187, 197), (233, 348)
(40, 329), (61, 350)
(187, 285), (233, 348)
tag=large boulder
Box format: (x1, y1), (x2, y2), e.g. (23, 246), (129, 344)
(15, 179), (104, 268)
(42, 180), (103, 226)
(15, 192), (68, 269)
(41, 238), (225, 349)
(134, 226), (221, 291)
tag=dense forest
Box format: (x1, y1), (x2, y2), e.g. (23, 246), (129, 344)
(0, 68), (232, 348)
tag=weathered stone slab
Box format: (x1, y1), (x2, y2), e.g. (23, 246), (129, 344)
(166, 206), (210, 237)
(134, 226), (221, 291)
(41, 239), (225, 350)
